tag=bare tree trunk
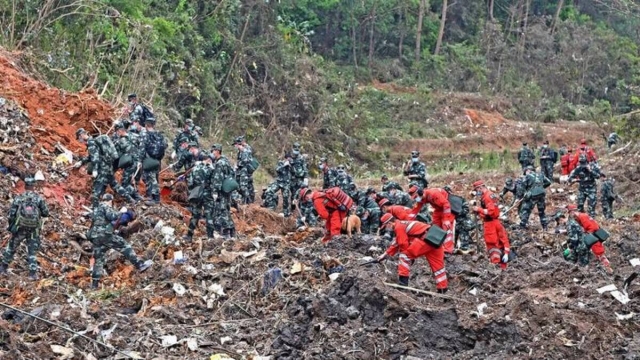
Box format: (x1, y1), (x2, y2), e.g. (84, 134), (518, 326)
(368, 5), (376, 71)
(434, 0), (448, 55)
(519, 0), (530, 58)
(488, 0), (494, 21)
(415, 0), (426, 62)
(351, 12), (358, 68)
(550, 0), (564, 34)
(398, 3), (406, 59)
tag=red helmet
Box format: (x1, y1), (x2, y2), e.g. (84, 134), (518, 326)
(580, 139), (587, 145)
(472, 180), (484, 188)
(380, 213), (394, 225)
(378, 198), (391, 207)
(299, 188), (311, 201)
(566, 204), (578, 211)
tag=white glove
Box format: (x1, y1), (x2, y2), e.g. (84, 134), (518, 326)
(171, 151), (176, 160)
(213, 194), (218, 201)
(301, 217), (306, 223)
(73, 161), (83, 169)
(303, 178), (309, 186)
(283, 160), (290, 166)
(92, 170), (98, 178)
(502, 253), (509, 263)
(119, 207), (128, 214)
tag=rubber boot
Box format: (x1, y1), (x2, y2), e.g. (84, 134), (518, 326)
(437, 288), (448, 294)
(91, 279), (100, 289)
(28, 271), (38, 281)
(0, 264), (7, 275)
(223, 229), (231, 240)
(229, 228), (236, 239)
(398, 276), (409, 287)
(137, 260), (153, 272)
(206, 229), (214, 239)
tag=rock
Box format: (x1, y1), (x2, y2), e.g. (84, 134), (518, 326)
(346, 306), (360, 319)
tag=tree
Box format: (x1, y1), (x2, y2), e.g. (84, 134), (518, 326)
(434, 0), (448, 55)
(415, 0), (427, 62)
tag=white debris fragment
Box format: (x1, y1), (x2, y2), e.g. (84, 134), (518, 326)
(611, 291), (630, 304)
(329, 273), (340, 281)
(172, 283), (187, 296)
(615, 312), (634, 320)
(208, 283), (226, 297)
(220, 336), (232, 345)
(161, 335), (178, 347)
(185, 338), (198, 351)
(368, 246), (381, 252)
(469, 288), (478, 296)
(578, 302), (585, 309)
(154, 220), (164, 232)
(630, 258), (640, 267)
(596, 284), (617, 294)
(50, 345), (74, 359)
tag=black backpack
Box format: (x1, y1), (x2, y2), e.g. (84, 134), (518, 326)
(16, 195), (41, 229)
(145, 131), (167, 160)
(551, 149), (558, 163)
(140, 104), (154, 126)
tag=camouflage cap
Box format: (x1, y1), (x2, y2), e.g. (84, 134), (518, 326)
(24, 177), (36, 187)
(114, 122), (125, 130)
(366, 187), (376, 195)
(75, 128), (87, 139)
(234, 136), (244, 144)
(319, 157), (327, 163)
(211, 143), (223, 151)
(101, 193), (114, 201)
(381, 174), (388, 180)
(411, 150), (420, 158)
(554, 211), (566, 221)
(145, 117), (156, 125)
(188, 141), (199, 148)
(127, 93), (137, 99)
(185, 118), (194, 126)
(293, 142), (301, 149)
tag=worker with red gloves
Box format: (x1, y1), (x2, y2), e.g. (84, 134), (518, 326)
(377, 214), (448, 292)
(564, 204), (612, 272)
(411, 188), (455, 254)
(560, 148), (573, 175)
(378, 198), (415, 221)
(300, 188), (347, 243)
(570, 139), (597, 169)
(472, 180), (511, 269)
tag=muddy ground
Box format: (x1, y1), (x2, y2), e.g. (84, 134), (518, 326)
(0, 51), (640, 360)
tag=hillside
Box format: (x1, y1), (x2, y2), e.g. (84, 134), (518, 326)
(1, 50), (640, 359)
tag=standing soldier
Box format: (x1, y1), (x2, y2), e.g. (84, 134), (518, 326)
(172, 142), (200, 173)
(318, 157), (338, 189)
(0, 178), (49, 280)
(538, 140), (557, 180)
(568, 154), (600, 218)
(183, 150), (214, 241)
(403, 151), (428, 189)
(75, 128), (135, 206)
(128, 118), (146, 190)
(376, 214), (448, 292)
(381, 174), (402, 192)
(127, 93), (153, 127)
(262, 153), (292, 217)
(140, 118), (168, 205)
(113, 122), (142, 202)
(560, 148), (573, 176)
(289, 142), (309, 220)
(210, 144), (236, 239)
(444, 185), (476, 254)
(87, 194), (153, 289)
(517, 142), (535, 170)
(171, 119), (198, 161)
(607, 132), (620, 150)
(234, 137), (255, 204)
(335, 165), (353, 193)
(519, 166), (551, 229)
(600, 174), (617, 220)
(472, 181), (511, 269)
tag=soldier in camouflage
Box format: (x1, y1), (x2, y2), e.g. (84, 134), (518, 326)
(140, 118), (167, 204)
(172, 142), (200, 173)
(234, 138), (255, 204)
(318, 157), (338, 189)
(262, 153), (292, 216)
(171, 119), (198, 163)
(381, 174), (402, 192)
(555, 212), (591, 266)
(127, 93), (149, 126)
(538, 140), (556, 181)
(236, 135), (253, 155)
(568, 154), (600, 217)
(335, 165), (353, 193)
(76, 128), (136, 207)
(444, 185), (475, 253)
(295, 184), (318, 229)
(210, 144), (236, 239)
(517, 142), (535, 170)
(289, 143), (309, 222)
(519, 166), (551, 229)
(403, 151), (428, 189)
(183, 149), (215, 240)
(388, 187), (414, 208)
(354, 187), (382, 234)
(128, 118), (146, 187)
(600, 174), (616, 219)
(607, 132), (620, 150)
(88, 194), (152, 289)
(0, 178), (49, 280)
(114, 123), (142, 201)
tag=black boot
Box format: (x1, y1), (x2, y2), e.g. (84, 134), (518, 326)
(437, 288), (448, 294)
(28, 270), (38, 281)
(398, 276), (409, 287)
(228, 228), (236, 239)
(0, 263), (7, 275)
(91, 279), (100, 289)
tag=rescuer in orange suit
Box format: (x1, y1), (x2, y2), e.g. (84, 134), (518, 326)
(377, 214), (448, 292)
(565, 204), (612, 272)
(472, 180), (511, 269)
(411, 188), (455, 254)
(301, 188), (346, 243)
(378, 198), (415, 221)
(560, 148), (573, 175)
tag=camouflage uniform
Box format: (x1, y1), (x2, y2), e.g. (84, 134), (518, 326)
(335, 169), (353, 193)
(114, 132), (139, 199)
(538, 145), (556, 181)
(296, 196), (318, 228)
(568, 160), (600, 218)
(186, 161), (215, 238)
(564, 217), (591, 266)
(382, 181), (402, 192)
(173, 129), (198, 159)
(129, 103), (145, 125)
(607, 132), (620, 149)
(600, 178), (616, 219)
(211, 153), (236, 236)
(356, 194), (381, 235)
(388, 190), (414, 208)
(236, 148), (255, 204)
(128, 125), (146, 185)
(451, 194), (475, 250)
(290, 153), (309, 224)
(518, 145), (535, 170)
(88, 202), (144, 282)
(140, 128), (167, 202)
(81, 135), (132, 206)
(2, 190), (49, 274)
(320, 166), (338, 190)
(519, 170), (551, 228)
(173, 150), (198, 173)
(403, 160), (428, 189)
(263, 159), (292, 216)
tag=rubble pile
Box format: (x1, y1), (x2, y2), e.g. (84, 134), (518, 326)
(0, 52), (639, 359)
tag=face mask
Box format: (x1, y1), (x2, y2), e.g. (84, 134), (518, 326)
(319, 164), (325, 170)
(412, 158), (418, 163)
(293, 150), (300, 155)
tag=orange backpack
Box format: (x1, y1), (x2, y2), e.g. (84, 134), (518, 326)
(325, 187), (354, 211)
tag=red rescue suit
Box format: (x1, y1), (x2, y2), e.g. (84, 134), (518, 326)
(384, 221), (448, 290)
(560, 153), (572, 175)
(474, 189), (511, 269)
(311, 191), (347, 243)
(412, 188), (455, 253)
(570, 146), (597, 169)
(574, 212), (607, 261)
(385, 205), (416, 221)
